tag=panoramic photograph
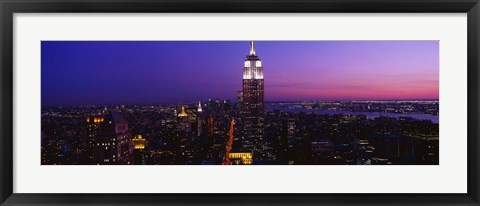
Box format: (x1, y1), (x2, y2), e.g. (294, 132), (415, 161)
(41, 41), (439, 165)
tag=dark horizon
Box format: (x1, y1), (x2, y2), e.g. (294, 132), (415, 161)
(41, 98), (440, 108)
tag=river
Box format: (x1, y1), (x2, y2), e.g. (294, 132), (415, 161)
(266, 106), (439, 123)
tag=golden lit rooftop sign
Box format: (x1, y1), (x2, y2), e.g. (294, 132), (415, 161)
(132, 134), (146, 150)
(229, 152), (253, 159)
(86, 116), (104, 123)
(228, 152), (253, 165)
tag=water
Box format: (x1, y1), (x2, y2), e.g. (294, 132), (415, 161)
(267, 106), (439, 124)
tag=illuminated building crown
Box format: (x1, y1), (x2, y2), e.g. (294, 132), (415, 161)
(178, 106), (188, 117)
(197, 101), (203, 112)
(132, 134), (146, 150)
(243, 41), (263, 80)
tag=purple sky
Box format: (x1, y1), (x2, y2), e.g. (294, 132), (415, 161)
(41, 41), (439, 106)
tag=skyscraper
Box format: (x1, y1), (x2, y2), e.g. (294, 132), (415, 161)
(86, 115), (104, 161)
(88, 111), (133, 165)
(132, 134), (146, 165)
(241, 41), (266, 159)
(197, 101), (203, 137)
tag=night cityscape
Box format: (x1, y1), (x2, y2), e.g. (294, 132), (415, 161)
(41, 41), (439, 165)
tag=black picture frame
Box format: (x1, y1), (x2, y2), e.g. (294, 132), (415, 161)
(1, 0), (479, 205)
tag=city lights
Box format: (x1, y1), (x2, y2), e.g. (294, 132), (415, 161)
(41, 41), (439, 165)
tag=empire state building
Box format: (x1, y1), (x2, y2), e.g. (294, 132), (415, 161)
(241, 41), (266, 158)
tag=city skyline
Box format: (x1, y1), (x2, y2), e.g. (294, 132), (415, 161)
(41, 41), (439, 106)
(41, 41), (439, 165)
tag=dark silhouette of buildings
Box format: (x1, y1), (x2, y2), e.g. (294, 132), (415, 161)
(87, 111), (133, 165)
(40, 42), (439, 166)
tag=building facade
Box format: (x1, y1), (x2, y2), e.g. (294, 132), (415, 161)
(241, 41), (266, 159)
(87, 111), (133, 165)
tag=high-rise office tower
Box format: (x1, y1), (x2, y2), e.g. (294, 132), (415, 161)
(241, 41), (266, 159)
(132, 134), (146, 165)
(237, 91), (243, 111)
(197, 101), (203, 137)
(86, 115), (104, 161)
(177, 105), (190, 155)
(89, 111), (133, 165)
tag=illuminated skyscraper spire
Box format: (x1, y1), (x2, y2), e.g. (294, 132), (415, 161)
(249, 41), (256, 56)
(197, 101), (203, 112)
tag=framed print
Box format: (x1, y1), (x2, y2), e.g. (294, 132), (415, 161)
(1, 0), (479, 205)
